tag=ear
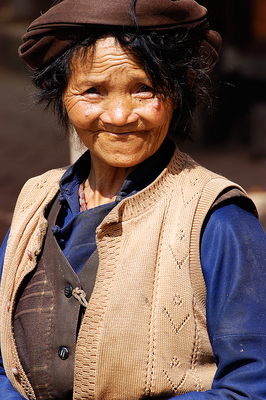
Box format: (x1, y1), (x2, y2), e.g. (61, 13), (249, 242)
(186, 71), (196, 89)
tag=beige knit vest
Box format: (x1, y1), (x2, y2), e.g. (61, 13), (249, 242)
(0, 149), (244, 399)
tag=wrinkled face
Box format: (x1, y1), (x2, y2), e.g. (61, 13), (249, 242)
(64, 36), (175, 169)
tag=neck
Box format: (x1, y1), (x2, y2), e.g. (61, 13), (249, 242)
(83, 157), (134, 209)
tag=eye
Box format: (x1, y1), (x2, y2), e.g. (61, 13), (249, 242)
(136, 84), (154, 100)
(85, 87), (101, 95)
(138, 85), (153, 93)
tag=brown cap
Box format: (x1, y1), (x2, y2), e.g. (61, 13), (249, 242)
(18, 0), (222, 69)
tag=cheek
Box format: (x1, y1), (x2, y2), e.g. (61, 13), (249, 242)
(66, 100), (98, 129)
(144, 98), (174, 127)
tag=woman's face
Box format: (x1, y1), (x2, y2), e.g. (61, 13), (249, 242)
(64, 36), (175, 169)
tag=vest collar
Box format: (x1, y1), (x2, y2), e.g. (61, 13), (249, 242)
(97, 146), (187, 229)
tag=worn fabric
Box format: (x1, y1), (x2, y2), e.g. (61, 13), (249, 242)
(0, 147), (243, 399)
(1, 205), (266, 400)
(0, 169), (66, 399)
(13, 197), (98, 399)
(18, 0), (221, 69)
(0, 144), (266, 399)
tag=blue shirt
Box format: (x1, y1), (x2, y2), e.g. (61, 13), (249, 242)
(1, 140), (266, 400)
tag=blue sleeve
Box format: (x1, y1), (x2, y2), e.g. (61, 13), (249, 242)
(169, 204), (266, 400)
(0, 229), (9, 281)
(0, 230), (26, 399)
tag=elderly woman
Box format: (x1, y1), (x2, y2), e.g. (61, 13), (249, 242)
(0, 0), (266, 399)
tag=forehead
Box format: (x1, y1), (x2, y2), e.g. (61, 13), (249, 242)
(70, 36), (147, 79)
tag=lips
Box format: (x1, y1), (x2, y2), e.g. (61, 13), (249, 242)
(109, 131), (133, 136)
(102, 130), (145, 137)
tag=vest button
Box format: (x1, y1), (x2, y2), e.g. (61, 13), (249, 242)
(64, 285), (73, 298)
(59, 238), (65, 249)
(51, 225), (61, 235)
(58, 346), (69, 360)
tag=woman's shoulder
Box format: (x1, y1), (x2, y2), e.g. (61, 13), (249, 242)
(21, 167), (68, 190)
(170, 150), (245, 203)
(13, 167), (68, 219)
(19, 167), (67, 198)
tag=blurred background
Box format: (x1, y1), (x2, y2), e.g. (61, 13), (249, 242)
(0, 0), (266, 243)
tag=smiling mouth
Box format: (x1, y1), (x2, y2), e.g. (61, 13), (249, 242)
(105, 130), (145, 137)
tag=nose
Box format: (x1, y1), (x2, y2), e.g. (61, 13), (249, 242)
(100, 95), (139, 127)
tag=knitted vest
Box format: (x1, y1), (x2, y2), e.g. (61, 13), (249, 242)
(0, 149), (244, 399)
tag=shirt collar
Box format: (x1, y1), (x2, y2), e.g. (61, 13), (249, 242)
(59, 137), (175, 215)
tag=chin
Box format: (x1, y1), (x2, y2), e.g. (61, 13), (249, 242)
(107, 159), (142, 169)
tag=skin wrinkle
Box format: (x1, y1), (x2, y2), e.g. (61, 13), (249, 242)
(63, 36), (175, 209)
